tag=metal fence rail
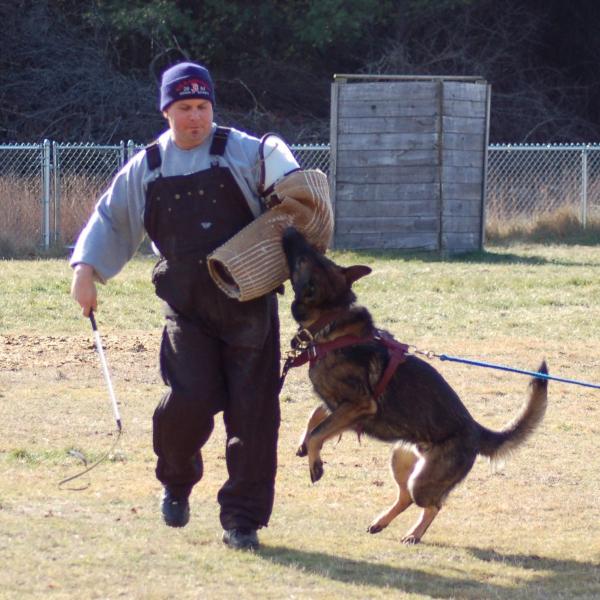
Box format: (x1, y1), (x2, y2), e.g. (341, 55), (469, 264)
(0, 140), (597, 251)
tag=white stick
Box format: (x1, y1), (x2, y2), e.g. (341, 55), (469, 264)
(89, 313), (122, 430)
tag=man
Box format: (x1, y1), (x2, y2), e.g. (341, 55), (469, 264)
(70, 62), (293, 550)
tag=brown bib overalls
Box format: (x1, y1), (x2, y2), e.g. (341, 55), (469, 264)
(143, 129), (280, 530)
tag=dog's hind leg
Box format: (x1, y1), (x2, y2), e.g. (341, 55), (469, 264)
(368, 443), (418, 534)
(297, 404), (329, 457)
(401, 506), (440, 545)
(401, 439), (477, 544)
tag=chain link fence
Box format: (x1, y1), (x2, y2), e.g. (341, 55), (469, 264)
(0, 140), (330, 251)
(52, 142), (127, 247)
(0, 142), (49, 253)
(289, 143), (330, 173)
(0, 140), (596, 252)
(487, 144), (600, 228)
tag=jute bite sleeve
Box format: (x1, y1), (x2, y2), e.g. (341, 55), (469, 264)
(207, 169), (334, 301)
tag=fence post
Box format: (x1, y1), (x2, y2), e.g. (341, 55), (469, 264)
(127, 140), (135, 163)
(581, 146), (588, 228)
(52, 141), (61, 244)
(41, 139), (51, 249)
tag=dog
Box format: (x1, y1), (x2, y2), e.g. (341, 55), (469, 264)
(281, 227), (548, 544)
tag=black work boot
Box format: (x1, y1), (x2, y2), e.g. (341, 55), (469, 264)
(160, 488), (190, 528)
(222, 528), (259, 550)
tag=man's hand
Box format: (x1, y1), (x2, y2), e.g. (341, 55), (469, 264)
(71, 263), (98, 317)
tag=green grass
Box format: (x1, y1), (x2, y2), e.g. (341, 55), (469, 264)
(1, 243), (600, 599)
(0, 255), (161, 333)
(2, 243), (600, 341)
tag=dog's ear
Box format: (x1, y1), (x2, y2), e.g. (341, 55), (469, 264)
(342, 265), (372, 286)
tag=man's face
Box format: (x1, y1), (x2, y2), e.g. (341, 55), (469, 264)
(163, 99), (214, 149)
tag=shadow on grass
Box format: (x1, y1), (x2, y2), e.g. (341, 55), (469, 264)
(466, 546), (600, 595)
(488, 232), (600, 248)
(259, 544), (477, 597)
(260, 544), (599, 598)
(335, 247), (599, 268)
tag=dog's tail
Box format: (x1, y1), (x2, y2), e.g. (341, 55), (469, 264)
(477, 361), (548, 462)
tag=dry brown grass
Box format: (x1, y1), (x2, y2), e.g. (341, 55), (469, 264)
(1, 247), (600, 599)
(57, 175), (108, 247)
(486, 205), (600, 244)
(0, 174), (105, 257)
(0, 176), (43, 256)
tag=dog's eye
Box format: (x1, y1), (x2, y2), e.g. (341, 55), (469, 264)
(304, 282), (315, 299)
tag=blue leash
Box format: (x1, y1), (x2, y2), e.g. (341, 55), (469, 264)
(435, 353), (600, 390)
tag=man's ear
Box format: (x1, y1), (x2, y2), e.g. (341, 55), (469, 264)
(343, 265), (372, 286)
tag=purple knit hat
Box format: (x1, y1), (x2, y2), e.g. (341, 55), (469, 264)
(159, 62), (215, 111)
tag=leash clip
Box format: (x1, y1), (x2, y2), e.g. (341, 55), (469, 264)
(291, 327), (314, 350)
(280, 333), (314, 391)
(408, 345), (438, 360)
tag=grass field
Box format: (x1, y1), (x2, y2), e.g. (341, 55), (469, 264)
(1, 242), (600, 599)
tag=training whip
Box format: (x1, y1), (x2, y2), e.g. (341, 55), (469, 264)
(88, 311), (122, 431)
(59, 310), (122, 489)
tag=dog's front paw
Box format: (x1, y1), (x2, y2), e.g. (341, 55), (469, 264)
(367, 523), (384, 534)
(296, 442), (307, 457)
(309, 459), (324, 483)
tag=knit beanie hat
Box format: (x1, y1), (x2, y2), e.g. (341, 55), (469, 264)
(159, 62), (215, 111)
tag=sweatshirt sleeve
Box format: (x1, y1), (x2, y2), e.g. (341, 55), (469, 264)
(69, 156), (147, 283)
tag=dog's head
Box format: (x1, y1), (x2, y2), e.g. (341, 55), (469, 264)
(282, 227), (371, 326)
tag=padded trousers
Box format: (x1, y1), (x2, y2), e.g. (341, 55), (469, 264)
(152, 273), (281, 530)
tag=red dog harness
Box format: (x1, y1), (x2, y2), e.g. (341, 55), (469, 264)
(280, 328), (409, 399)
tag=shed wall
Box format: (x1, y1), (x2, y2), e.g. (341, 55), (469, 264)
(330, 77), (490, 252)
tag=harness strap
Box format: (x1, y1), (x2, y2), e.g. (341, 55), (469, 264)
(145, 142), (162, 171)
(145, 127), (230, 172)
(280, 334), (367, 392)
(373, 336), (409, 398)
(209, 126), (231, 156)
(280, 330), (409, 399)
(290, 334), (371, 369)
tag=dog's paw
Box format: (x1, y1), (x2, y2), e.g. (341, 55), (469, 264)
(309, 459), (324, 483)
(296, 443), (307, 457)
(367, 523), (384, 534)
(401, 534), (421, 545)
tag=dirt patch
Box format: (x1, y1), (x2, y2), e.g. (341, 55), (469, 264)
(0, 331), (162, 385)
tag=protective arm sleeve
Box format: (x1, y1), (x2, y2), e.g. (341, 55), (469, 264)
(207, 168), (334, 301)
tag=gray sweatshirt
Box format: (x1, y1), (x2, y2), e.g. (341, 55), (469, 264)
(70, 124), (269, 282)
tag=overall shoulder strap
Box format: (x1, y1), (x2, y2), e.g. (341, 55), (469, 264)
(145, 142), (162, 171)
(209, 126), (231, 156)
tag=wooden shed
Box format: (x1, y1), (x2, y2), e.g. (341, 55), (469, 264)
(329, 75), (491, 253)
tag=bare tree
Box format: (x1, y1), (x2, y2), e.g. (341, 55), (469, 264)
(367, 0), (600, 143)
(0, 3), (162, 142)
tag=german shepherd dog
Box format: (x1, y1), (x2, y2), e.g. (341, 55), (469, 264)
(281, 227), (548, 544)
